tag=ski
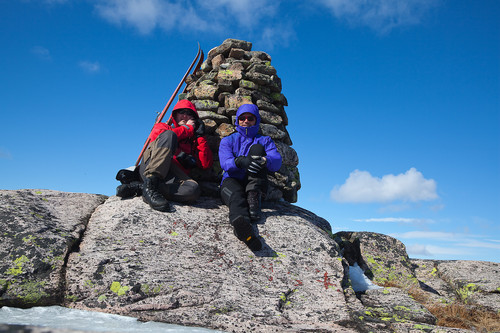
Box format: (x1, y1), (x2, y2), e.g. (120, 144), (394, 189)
(135, 43), (203, 167)
(182, 48), (204, 94)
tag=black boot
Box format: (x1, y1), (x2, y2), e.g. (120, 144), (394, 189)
(231, 215), (262, 251)
(142, 175), (170, 212)
(247, 190), (262, 221)
(116, 181), (143, 199)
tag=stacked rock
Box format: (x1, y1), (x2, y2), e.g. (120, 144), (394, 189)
(180, 39), (300, 203)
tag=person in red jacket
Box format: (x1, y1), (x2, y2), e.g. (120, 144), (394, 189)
(139, 99), (213, 212)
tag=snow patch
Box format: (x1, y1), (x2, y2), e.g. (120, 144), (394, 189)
(349, 263), (382, 292)
(0, 306), (221, 332)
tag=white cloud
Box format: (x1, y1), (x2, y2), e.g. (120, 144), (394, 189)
(391, 231), (458, 240)
(260, 23), (295, 51)
(93, 0), (276, 35)
(201, 0), (279, 28)
(458, 240), (500, 250)
(39, 0), (436, 47)
(79, 61), (101, 73)
(95, 0), (169, 34)
(92, 0), (289, 48)
(354, 217), (435, 225)
(398, 231), (500, 260)
(388, 222), (500, 260)
(31, 46), (51, 60)
(407, 244), (467, 257)
(331, 168), (438, 203)
(406, 244), (432, 256)
(316, 0), (438, 33)
(391, 231), (500, 248)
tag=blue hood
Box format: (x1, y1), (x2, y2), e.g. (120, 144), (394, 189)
(235, 104), (260, 138)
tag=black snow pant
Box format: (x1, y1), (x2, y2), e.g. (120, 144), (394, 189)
(220, 144), (267, 223)
(139, 130), (200, 204)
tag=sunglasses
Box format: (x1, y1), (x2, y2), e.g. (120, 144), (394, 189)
(239, 115), (255, 122)
(177, 109), (196, 118)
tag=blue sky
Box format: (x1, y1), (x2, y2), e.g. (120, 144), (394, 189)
(1, 0), (499, 263)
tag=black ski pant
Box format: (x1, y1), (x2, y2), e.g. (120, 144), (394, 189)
(220, 144), (268, 223)
(139, 130), (200, 203)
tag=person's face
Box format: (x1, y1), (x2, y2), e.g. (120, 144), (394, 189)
(238, 112), (256, 127)
(175, 112), (195, 126)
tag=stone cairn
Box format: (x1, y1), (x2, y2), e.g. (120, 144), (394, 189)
(179, 38), (300, 203)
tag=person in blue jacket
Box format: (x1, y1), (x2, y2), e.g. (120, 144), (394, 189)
(219, 103), (282, 251)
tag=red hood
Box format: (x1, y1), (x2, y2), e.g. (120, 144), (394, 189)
(169, 99), (199, 127)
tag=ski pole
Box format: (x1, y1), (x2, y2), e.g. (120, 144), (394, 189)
(135, 43), (203, 167)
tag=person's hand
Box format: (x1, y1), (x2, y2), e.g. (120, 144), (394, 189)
(247, 158), (264, 174)
(187, 119), (196, 127)
(234, 156), (251, 170)
(235, 156), (265, 174)
(194, 119), (205, 137)
(177, 151), (197, 169)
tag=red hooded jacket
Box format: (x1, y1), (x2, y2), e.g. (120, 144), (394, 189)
(148, 99), (213, 175)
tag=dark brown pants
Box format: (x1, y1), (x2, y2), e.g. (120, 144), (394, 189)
(139, 130), (200, 203)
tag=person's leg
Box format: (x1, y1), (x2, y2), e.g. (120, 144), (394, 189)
(139, 130), (178, 211)
(220, 178), (249, 222)
(159, 163), (201, 204)
(140, 130), (177, 179)
(245, 144), (268, 220)
(221, 178), (262, 251)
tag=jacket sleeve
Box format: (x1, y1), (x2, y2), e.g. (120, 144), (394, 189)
(219, 136), (239, 173)
(149, 123), (195, 142)
(194, 136), (213, 170)
(171, 124), (195, 141)
(149, 123), (172, 142)
(263, 137), (282, 172)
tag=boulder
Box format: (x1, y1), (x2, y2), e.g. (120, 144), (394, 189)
(2, 190), (499, 332)
(334, 231), (417, 288)
(412, 259), (500, 312)
(64, 195), (351, 332)
(0, 189), (106, 307)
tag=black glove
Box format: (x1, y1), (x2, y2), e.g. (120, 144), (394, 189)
(235, 156), (265, 174)
(234, 156), (251, 170)
(194, 118), (205, 137)
(177, 151), (197, 169)
(247, 159), (264, 174)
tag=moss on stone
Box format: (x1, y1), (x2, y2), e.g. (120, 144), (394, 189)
(413, 324), (432, 330)
(110, 281), (129, 296)
(65, 294), (78, 302)
(17, 280), (48, 304)
(7, 255), (29, 276)
(457, 283), (479, 304)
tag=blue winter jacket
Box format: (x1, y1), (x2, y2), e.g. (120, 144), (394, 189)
(219, 104), (282, 183)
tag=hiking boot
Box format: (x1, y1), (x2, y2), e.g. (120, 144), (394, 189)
(142, 175), (170, 212)
(231, 215), (262, 251)
(247, 190), (262, 221)
(116, 181), (142, 199)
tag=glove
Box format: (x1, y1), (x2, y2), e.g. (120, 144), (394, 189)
(194, 119), (205, 137)
(247, 158), (264, 174)
(176, 151), (197, 169)
(235, 156), (265, 174)
(234, 156), (251, 170)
